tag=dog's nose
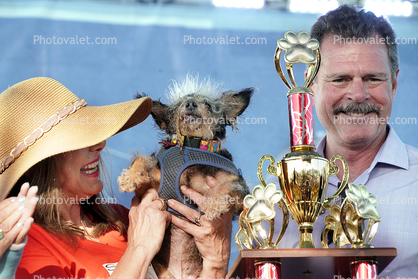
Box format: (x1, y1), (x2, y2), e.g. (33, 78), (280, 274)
(185, 101), (198, 110)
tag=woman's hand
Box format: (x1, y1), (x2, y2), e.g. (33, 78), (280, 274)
(127, 188), (171, 263)
(0, 182), (38, 257)
(112, 188), (171, 279)
(169, 177), (232, 279)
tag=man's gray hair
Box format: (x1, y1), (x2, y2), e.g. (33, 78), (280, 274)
(311, 5), (399, 82)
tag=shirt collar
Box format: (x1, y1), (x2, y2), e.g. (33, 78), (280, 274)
(316, 125), (409, 171)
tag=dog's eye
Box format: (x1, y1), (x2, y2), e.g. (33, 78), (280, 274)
(204, 102), (212, 111)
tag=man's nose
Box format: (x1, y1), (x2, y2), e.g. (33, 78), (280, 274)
(347, 78), (370, 102)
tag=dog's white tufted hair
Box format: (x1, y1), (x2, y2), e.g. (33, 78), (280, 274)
(166, 74), (224, 104)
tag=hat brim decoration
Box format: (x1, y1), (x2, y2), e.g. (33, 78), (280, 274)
(0, 77), (152, 200)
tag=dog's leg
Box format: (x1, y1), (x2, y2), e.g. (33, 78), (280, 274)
(117, 155), (161, 197)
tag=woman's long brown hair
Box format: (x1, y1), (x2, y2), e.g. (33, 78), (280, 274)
(20, 155), (128, 248)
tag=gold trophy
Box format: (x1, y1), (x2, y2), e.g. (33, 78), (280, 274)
(258, 30), (349, 248)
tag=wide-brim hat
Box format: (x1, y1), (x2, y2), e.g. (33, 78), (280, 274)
(0, 77), (152, 200)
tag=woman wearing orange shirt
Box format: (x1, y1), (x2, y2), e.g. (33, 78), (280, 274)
(0, 77), (232, 279)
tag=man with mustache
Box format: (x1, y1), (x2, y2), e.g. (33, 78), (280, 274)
(270, 4), (417, 278)
(309, 4), (418, 278)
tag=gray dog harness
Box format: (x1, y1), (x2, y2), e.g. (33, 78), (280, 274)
(156, 145), (241, 214)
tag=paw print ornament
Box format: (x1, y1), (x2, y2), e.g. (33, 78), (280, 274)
(244, 183), (283, 223)
(340, 183), (381, 248)
(235, 183), (289, 249)
(277, 31), (319, 64)
(274, 30), (320, 89)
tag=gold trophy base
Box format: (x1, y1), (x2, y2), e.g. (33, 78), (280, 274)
(299, 223), (315, 248)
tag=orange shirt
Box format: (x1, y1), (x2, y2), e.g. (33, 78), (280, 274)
(17, 213), (128, 279)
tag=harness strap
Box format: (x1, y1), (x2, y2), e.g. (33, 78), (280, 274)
(156, 145), (240, 214)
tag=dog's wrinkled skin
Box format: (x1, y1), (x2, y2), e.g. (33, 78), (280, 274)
(118, 76), (253, 279)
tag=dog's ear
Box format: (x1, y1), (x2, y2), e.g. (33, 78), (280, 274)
(221, 88), (254, 122)
(151, 100), (169, 130)
(135, 93), (169, 130)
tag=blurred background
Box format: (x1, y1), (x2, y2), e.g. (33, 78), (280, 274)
(1, 0), (417, 269)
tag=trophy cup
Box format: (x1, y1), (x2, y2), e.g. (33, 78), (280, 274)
(259, 30), (349, 248)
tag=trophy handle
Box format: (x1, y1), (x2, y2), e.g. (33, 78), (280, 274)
(323, 155), (349, 209)
(320, 223), (331, 249)
(273, 199), (290, 247)
(235, 210), (254, 251)
(274, 47), (292, 89)
(340, 198), (355, 247)
(257, 155), (278, 187)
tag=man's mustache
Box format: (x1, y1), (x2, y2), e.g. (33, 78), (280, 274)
(334, 103), (381, 116)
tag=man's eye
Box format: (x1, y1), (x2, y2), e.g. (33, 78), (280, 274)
(332, 78), (345, 83)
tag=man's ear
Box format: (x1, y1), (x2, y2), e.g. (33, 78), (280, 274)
(391, 68), (400, 101)
(135, 93), (169, 130)
(221, 88), (254, 123)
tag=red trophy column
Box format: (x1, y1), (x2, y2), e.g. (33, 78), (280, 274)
(288, 92), (314, 148)
(255, 259), (281, 279)
(351, 259), (378, 279)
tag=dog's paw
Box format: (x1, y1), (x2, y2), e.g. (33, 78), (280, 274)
(117, 155), (160, 196)
(117, 168), (138, 193)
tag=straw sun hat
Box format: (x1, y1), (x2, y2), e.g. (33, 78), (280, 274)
(0, 77), (152, 200)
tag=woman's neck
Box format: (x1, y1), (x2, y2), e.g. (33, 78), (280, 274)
(61, 202), (83, 224)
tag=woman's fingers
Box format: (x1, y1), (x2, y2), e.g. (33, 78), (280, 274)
(0, 182), (32, 213)
(169, 198), (232, 276)
(0, 183), (38, 247)
(170, 212), (200, 234)
(140, 188), (159, 205)
(0, 198), (26, 232)
(17, 182), (30, 198)
(131, 195), (141, 208)
(0, 197), (15, 212)
(14, 217), (34, 245)
(168, 198), (202, 226)
(130, 187), (158, 207)
(178, 176), (220, 209)
(179, 185), (206, 209)
(130, 188), (170, 230)
(127, 188), (172, 262)
(17, 186), (38, 228)
(0, 184), (37, 254)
